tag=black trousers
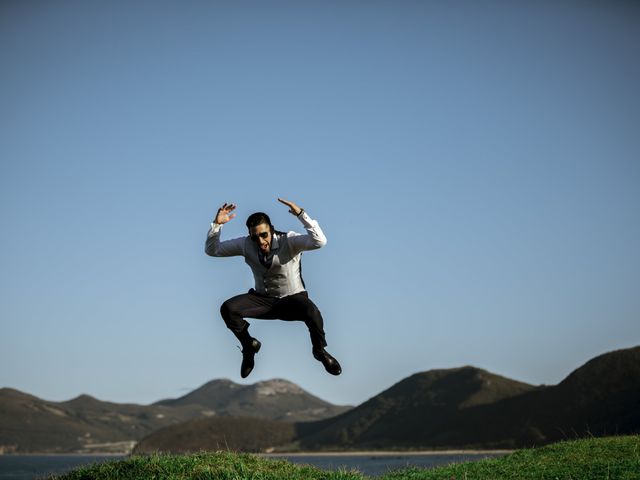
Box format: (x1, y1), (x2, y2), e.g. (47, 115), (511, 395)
(220, 289), (328, 350)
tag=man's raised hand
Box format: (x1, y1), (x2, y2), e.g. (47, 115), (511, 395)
(278, 198), (303, 216)
(215, 203), (237, 224)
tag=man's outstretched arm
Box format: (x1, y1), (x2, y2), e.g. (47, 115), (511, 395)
(205, 202), (245, 257)
(278, 198), (327, 255)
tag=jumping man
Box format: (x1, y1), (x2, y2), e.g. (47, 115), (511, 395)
(205, 198), (342, 378)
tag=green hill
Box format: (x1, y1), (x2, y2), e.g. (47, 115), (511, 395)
(50, 435), (640, 480)
(133, 416), (297, 454)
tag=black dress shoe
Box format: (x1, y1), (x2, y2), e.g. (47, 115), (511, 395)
(313, 348), (342, 376)
(241, 338), (261, 378)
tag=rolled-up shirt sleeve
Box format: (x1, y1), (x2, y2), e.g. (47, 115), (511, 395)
(205, 222), (245, 257)
(287, 211), (327, 256)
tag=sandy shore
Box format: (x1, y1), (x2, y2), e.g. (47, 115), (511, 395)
(4, 449), (513, 457)
(1, 452), (127, 456)
(261, 449), (513, 457)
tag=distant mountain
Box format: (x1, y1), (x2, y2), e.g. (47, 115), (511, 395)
(133, 346), (640, 453)
(153, 378), (351, 422)
(0, 379), (351, 453)
(296, 345), (640, 450)
(0, 388), (206, 453)
(295, 366), (537, 450)
(437, 345), (640, 448)
(133, 366), (535, 454)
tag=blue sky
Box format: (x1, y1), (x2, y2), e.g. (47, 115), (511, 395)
(1, 1), (639, 407)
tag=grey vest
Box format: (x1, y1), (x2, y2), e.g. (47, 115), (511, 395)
(244, 232), (306, 298)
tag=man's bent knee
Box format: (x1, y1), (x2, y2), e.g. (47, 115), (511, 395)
(303, 303), (321, 320)
(220, 300), (243, 329)
(220, 301), (232, 319)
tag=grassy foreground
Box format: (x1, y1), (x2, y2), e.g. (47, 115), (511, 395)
(384, 435), (640, 479)
(50, 435), (640, 480)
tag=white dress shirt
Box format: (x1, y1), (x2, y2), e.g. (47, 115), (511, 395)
(205, 211), (327, 297)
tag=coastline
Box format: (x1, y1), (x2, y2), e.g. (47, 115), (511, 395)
(262, 449), (513, 457)
(2, 449), (513, 457)
(0, 452), (127, 457)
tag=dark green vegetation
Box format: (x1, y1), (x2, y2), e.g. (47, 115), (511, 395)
(50, 450), (363, 480)
(133, 416), (297, 454)
(0, 379), (350, 453)
(51, 435), (640, 480)
(384, 435), (640, 479)
(136, 346), (640, 453)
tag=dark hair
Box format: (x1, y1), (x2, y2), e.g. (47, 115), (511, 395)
(246, 212), (286, 236)
(246, 212), (273, 230)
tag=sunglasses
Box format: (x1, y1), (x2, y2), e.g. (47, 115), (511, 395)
(250, 231), (270, 242)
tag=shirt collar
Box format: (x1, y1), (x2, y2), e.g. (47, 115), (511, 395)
(270, 232), (280, 251)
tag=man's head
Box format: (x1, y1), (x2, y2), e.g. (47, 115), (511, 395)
(246, 212), (274, 253)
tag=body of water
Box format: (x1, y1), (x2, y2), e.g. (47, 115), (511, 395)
(0, 455), (125, 480)
(0, 452), (507, 479)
